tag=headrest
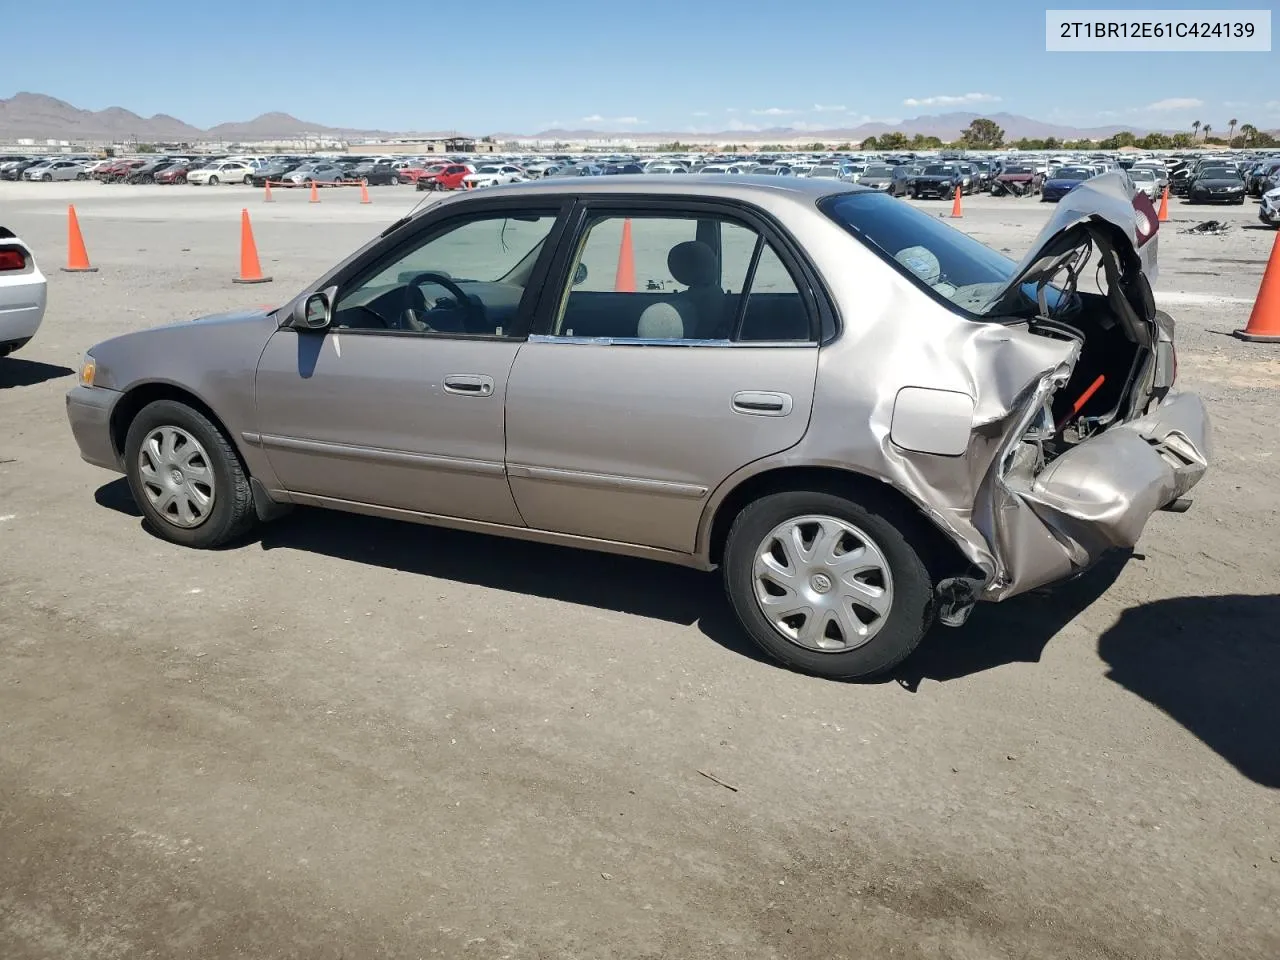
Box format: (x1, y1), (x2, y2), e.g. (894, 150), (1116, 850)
(636, 301), (687, 340)
(667, 241), (717, 288)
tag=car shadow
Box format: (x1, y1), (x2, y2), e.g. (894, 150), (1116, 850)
(95, 476), (141, 517)
(1097, 594), (1280, 789)
(890, 551), (1131, 691)
(90, 484), (1153, 683)
(0, 358), (74, 389)
(255, 506), (770, 664)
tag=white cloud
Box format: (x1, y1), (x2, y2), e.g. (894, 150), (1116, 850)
(1264, 100), (1280, 111)
(1144, 97), (1203, 112)
(903, 92), (1001, 107)
(692, 110), (709, 117)
(727, 118), (762, 132)
(750, 107), (797, 116)
(726, 107), (739, 113)
(812, 103), (846, 112)
(578, 114), (644, 126)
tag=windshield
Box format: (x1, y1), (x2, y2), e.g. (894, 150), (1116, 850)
(864, 165), (895, 177)
(1054, 168), (1091, 180)
(476, 166), (501, 173)
(808, 167), (839, 178)
(1129, 169), (1155, 180)
(1003, 165), (1033, 175)
(921, 165), (954, 176)
(1199, 167), (1239, 179)
(820, 191), (1040, 318)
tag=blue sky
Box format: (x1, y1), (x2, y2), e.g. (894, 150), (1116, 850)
(4, 0), (1275, 133)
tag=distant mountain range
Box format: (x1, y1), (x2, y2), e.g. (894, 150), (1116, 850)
(504, 112), (1186, 143)
(0, 92), (1255, 144)
(0, 93), (445, 142)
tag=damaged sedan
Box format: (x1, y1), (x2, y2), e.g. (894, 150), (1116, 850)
(65, 175), (1208, 680)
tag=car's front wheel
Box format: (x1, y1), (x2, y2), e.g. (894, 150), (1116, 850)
(124, 400), (256, 549)
(389, 174), (399, 185)
(208, 175), (219, 185)
(723, 491), (935, 680)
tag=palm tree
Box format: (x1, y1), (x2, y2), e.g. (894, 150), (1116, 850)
(1228, 118), (1238, 142)
(1202, 124), (1213, 142)
(1191, 119), (1201, 139)
(1240, 122), (1258, 145)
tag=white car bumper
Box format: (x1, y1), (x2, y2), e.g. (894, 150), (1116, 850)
(0, 259), (48, 351)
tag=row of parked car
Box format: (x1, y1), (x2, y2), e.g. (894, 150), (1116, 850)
(4, 148), (1278, 215)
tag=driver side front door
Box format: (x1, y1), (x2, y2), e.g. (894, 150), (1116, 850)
(252, 204), (564, 526)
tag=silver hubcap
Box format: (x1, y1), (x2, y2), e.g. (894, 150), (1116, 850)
(137, 426), (216, 528)
(752, 515), (894, 652)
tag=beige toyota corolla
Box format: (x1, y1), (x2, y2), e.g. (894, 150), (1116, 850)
(66, 174), (1209, 679)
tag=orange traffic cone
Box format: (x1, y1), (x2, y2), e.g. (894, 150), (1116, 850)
(614, 218), (636, 292)
(309, 181), (320, 203)
(1157, 186), (1169, 223)
(62, 205), (97, 273)
(950, 186), (963, 218)
(1234, 231), (1280, 342)
(263, 180), (274, 202)
(359, 180), (371, 204)
(232, 209), (272, 285)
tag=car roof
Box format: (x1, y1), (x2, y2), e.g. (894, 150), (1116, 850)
(449, 174), (863, 205)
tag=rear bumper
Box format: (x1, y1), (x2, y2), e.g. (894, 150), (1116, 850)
(989, 391), (1211, 600)
(0, 271), (47, 345)
(65, 385), (124, 472)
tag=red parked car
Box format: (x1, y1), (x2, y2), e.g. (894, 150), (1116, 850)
(97, 159), (149, 183)
(415, 163), (474, 191)
(154, 162), (196, 184)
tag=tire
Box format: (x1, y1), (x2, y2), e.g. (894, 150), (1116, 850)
(124, 399), (257, 549)
(76, 172), (87, 180)
(722, 490), (935, 680)
(208, 175), (219, 185)
(389, 174), (399, 185)
(42, 173), (52, 182)
(243, 175), (253, 184)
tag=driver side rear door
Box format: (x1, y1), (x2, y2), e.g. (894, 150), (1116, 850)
(252, 199), (569, 525)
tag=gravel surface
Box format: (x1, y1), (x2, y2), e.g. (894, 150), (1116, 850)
(1, 181), (1277, 960)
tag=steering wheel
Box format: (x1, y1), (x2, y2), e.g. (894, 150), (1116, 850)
(401, 271), (483, 332)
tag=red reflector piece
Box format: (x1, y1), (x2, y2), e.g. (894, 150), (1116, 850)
(0, 248), (26, 271)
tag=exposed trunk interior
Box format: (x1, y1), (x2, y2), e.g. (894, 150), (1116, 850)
(1016, 221), (1160, 468)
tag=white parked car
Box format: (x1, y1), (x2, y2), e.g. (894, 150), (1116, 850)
(461, 164), (527, 188)
(0, 228), (48, 358)
(187, 161), (254, 186)
(23, 159), (87, 182)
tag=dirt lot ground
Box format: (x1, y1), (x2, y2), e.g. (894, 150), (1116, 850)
(1, 180), (1277, 960)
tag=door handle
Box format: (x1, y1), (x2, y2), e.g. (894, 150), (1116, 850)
(443, 374), (495, 397)
(732, 391), (793, 417)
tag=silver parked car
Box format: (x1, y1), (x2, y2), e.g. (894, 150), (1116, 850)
(65, 174), (1209, 679)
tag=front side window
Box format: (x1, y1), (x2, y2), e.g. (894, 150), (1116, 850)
(551, 214), (810, 342)
(331, 213), (556, 336)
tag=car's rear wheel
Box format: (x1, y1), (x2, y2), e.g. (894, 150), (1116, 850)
(124, 400), (256, 549)
(723, 491), (934, 680)
(76, 172), (87, 180)
(243, 174), (253, 184)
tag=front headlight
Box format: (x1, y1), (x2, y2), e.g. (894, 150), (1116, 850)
(78, 353), (96, 387)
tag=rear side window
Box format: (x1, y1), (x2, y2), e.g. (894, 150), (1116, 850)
(819, 191), (1018, 318)
(551, 214), (811, 342)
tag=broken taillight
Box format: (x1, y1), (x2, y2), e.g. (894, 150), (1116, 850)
(0, 248), (26, 271)
(1133, 192), (1158, 247)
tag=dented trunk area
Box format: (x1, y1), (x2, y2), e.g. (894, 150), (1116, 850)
(962, 205), (1209, 603)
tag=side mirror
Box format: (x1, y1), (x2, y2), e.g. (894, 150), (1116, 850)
(292, 288), (333, 330)
(573, 262), (589, 286)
